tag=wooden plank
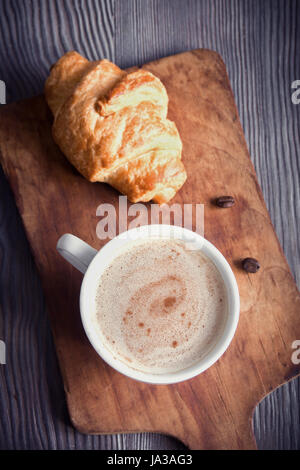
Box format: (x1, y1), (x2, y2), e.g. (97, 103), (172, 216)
(0, 49), (299, 449)
(0, 0), (115, 103)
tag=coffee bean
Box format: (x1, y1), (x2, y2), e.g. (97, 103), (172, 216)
(216, 196), (235, 208)
(242, 257), (260, 273)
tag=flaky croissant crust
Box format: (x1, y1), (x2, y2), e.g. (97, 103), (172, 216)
(45, 51), (186, 204)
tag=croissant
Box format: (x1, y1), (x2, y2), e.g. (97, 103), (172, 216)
(45, 51), (187, 204)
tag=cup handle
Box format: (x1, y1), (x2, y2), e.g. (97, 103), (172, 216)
(56, 234), (98, 274)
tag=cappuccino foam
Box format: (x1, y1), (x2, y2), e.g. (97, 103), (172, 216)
(95, 238), (227, 374)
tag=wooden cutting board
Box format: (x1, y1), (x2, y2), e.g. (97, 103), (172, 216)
(0, 49), (299, 450)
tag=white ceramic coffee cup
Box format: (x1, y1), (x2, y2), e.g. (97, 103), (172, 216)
(57, 225), (240, 384)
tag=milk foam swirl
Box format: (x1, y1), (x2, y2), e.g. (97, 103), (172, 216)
(95, 239), (227, 374)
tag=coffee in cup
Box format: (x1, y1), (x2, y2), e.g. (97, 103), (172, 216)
(95, 238), (228, 374)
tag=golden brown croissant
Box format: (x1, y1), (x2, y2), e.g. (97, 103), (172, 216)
(45, 51), (186, 204)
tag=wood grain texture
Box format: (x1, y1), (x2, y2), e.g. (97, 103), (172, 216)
(0, 0), (299, 450)
(0, 0), (115, 102)
(0, 49), (299, 449)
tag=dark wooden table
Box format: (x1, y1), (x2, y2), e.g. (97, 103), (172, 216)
(0, 0), (299, 450)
